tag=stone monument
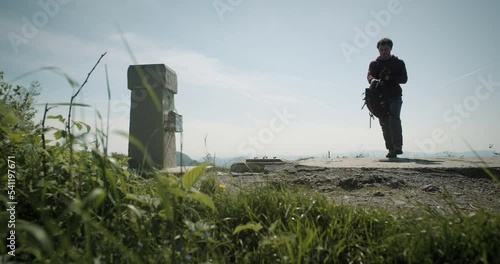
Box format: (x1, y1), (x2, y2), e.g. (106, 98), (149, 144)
(127, 64), (179, 170)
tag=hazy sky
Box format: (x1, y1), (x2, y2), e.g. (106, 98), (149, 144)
(1, 0), (499, 159)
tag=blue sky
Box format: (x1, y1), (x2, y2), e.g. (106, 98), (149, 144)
(1, 0), (499, 159)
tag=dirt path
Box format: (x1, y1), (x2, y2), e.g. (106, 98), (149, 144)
(219, 157), (500, 213)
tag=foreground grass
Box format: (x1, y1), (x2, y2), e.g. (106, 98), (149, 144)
(3, 162), (499, 263)
(192, 173), (500, 263)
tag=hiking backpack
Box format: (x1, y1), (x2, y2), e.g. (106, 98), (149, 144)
(362, 80), (390, 127)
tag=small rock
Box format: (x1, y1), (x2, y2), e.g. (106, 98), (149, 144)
(359, 175), (376, 184)
(387, 179), (406, 188)
(373, 191), (385, 197)
(393, 199), (407, 206)
(339, 178), (360, 190)
(231, 172), (258, 177)
(295, 165), (327, 172)
(373, 174), (390, 183)
(264, 163), (297, 174)
(422, 185), (440, 192)
(230, 162), (264, 173)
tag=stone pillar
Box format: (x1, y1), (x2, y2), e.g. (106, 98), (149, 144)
(127, 64), (178, 170)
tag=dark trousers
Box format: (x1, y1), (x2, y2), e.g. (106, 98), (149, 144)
(378, 97), (403, 150)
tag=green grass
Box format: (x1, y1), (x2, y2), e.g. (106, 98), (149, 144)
(1, 67), (499, 263)
(191, 174), (500, 263)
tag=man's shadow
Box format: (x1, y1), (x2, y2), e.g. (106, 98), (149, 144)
(378, 158), (444, 165)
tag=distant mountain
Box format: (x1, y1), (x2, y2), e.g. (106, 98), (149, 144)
(176, 152), (197, 166)
(214, 156), (247, 168)
(201, 150), (499, 165)
(191, 156), (247, 168)
(291, 150), (500, 159)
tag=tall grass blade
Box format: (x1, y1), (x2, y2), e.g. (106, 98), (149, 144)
(104, 64), (111, 154)
(17, 221), (54, 257)
(188, 192), (215, 211)
(181, 163), (208, 189)
(115, 23), (161, 112)
(233, 222), (263, 235)
(10, 66), (80, 88)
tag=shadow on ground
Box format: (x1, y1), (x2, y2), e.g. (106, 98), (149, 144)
(378, 158), (444, 165)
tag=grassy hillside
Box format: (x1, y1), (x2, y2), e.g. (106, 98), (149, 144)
(1, 70), (499, 263)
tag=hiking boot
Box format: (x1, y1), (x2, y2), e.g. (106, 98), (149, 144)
(394, 146), (403, 155)
(386, 150), (397, 158)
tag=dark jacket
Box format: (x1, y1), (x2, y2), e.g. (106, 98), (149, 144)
(367, 55), (408, 99)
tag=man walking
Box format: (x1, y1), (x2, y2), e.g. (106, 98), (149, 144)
(367, 38), (408, 158)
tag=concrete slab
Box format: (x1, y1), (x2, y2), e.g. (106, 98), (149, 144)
(165, 166), (213, 175)
(296, 157), (500, 169)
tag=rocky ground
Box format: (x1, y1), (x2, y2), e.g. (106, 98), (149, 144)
(212, 158), (500, 214)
